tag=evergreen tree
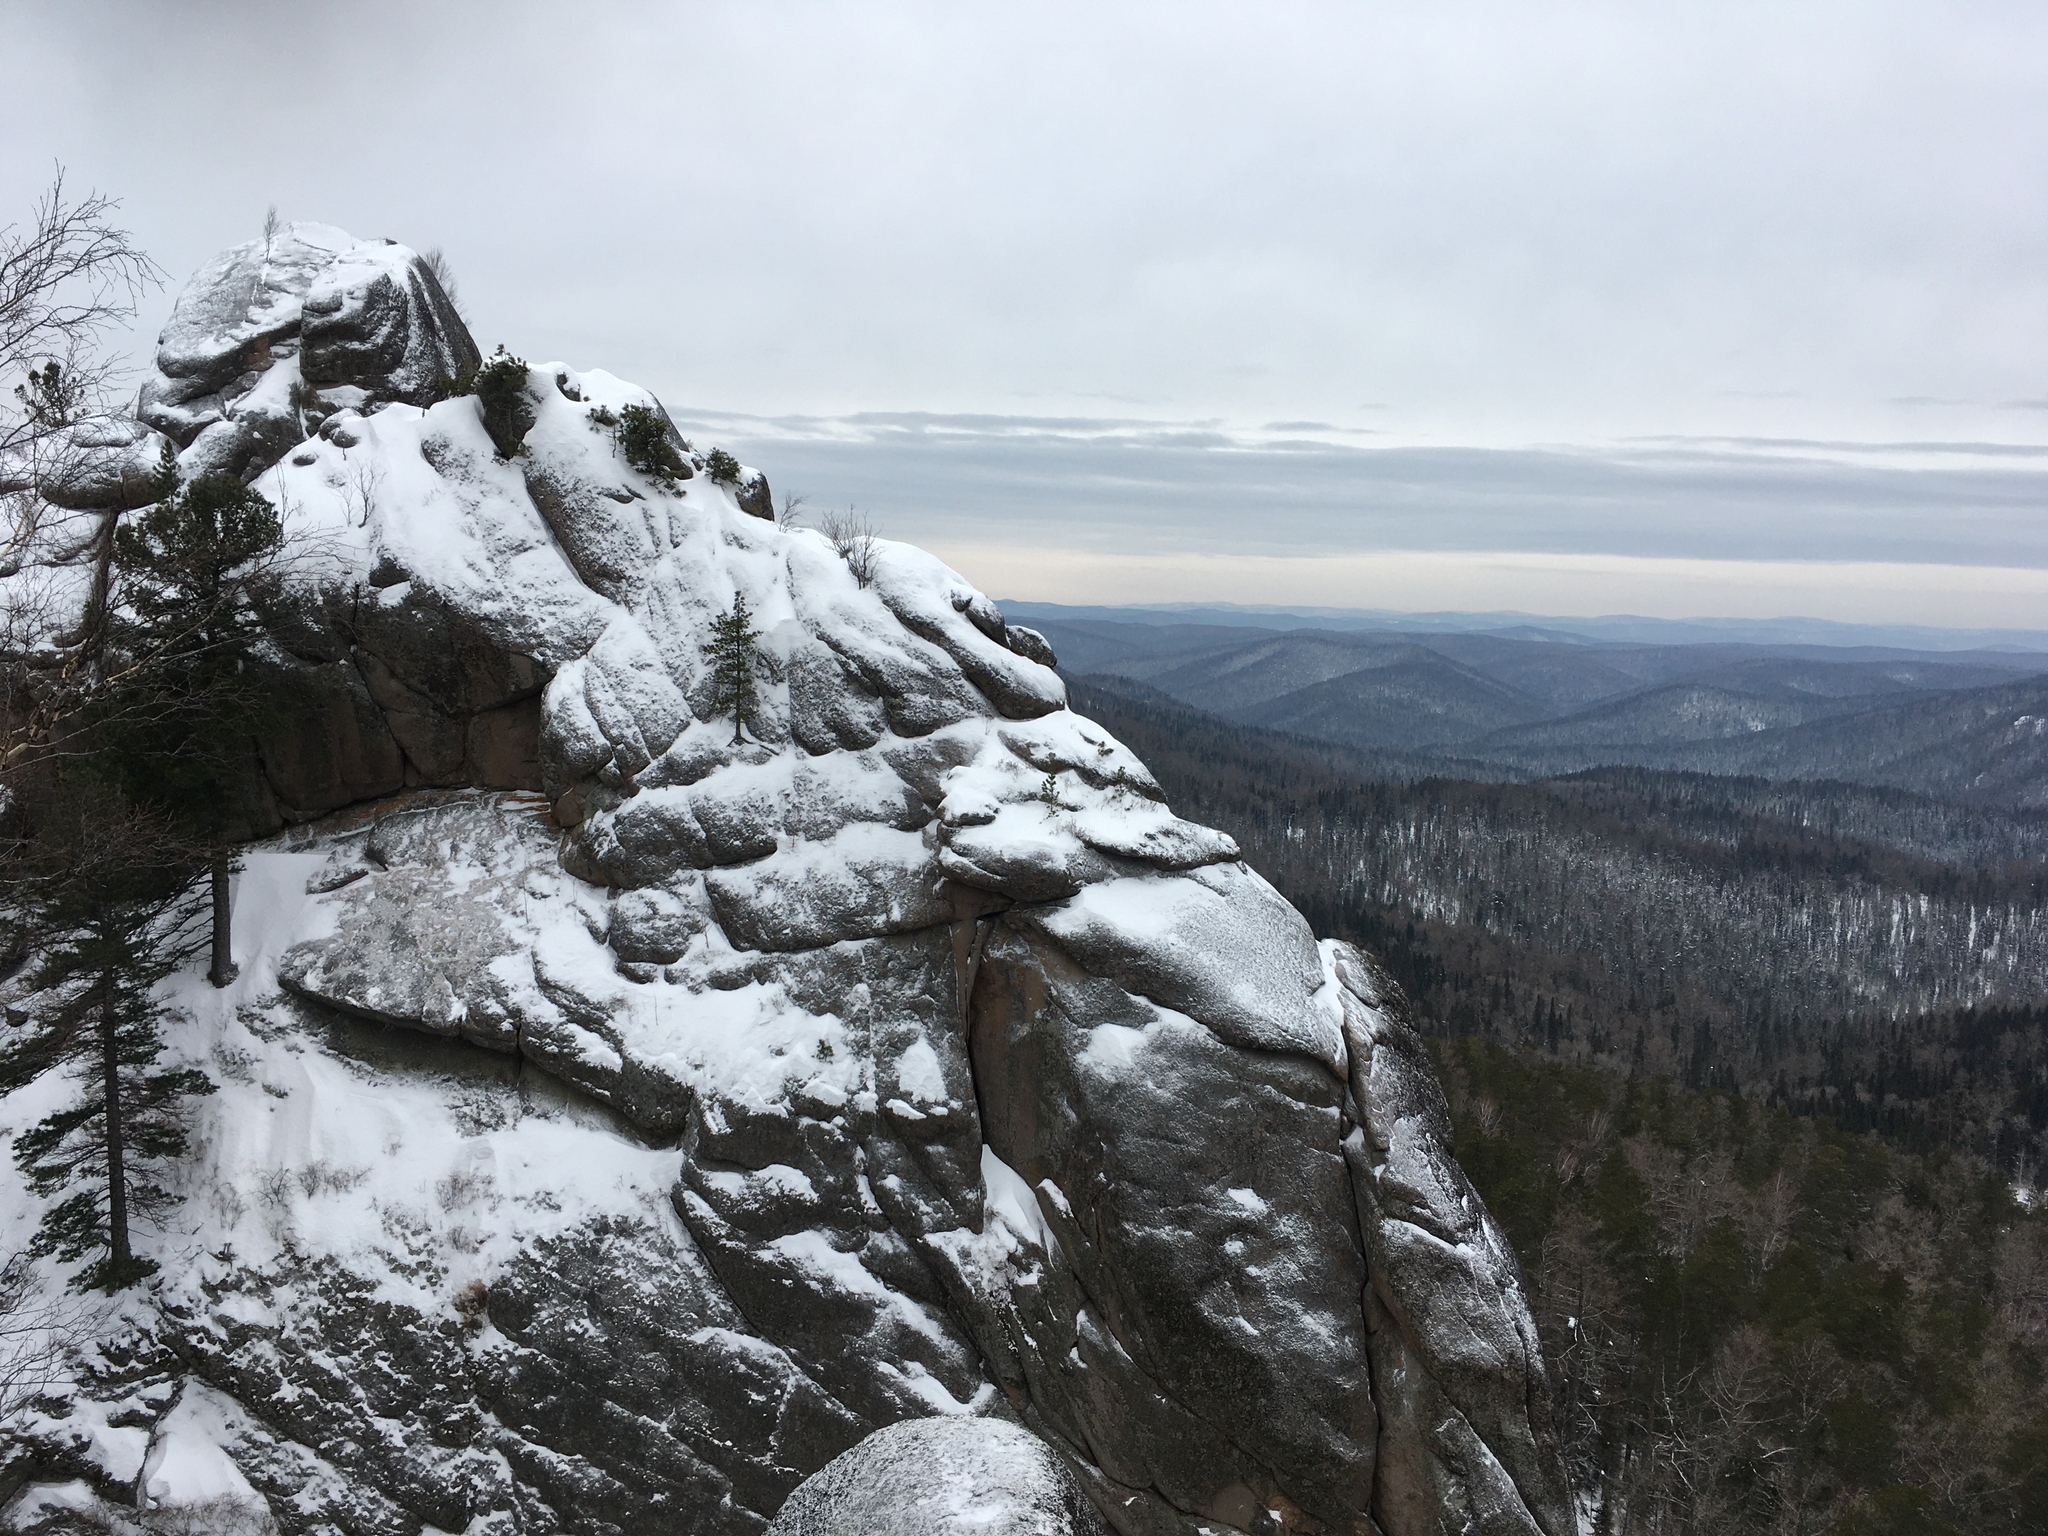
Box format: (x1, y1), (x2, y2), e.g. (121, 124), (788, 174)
(701, 594), (763, 745)
(0, 778), (213, 1292)
(103, 465), (285, 987)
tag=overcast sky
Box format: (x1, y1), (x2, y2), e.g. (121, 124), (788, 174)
(8, 2), (2046, 625)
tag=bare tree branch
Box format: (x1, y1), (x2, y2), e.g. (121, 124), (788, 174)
(0, 1250), (84, 1426)
(0, 167), (164, 422)
(1, 168), (165, 588)
(821, 506), (880, 588)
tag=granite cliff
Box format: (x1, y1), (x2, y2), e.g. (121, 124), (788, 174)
(0, 227), (1570, 1536)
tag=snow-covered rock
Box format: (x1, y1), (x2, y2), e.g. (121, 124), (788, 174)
(0, 228), (1572, 1536)
(135, 222), (478, 483)
(768, 1418), (1105, 1536)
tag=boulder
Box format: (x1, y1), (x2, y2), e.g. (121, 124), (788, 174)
(966, 922), (1376, 1532)
(738, 467), (776, 520)
(143, 222), (354, 420)
(300, 241), (479, 402)
(32, 417), (174, 511)
(769, 1418), (1107, 1536)
(135, 221), (477, 483)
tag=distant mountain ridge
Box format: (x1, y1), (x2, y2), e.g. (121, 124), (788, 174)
(999, 600), (2048, 653)
(1015, 610), (2048, 807)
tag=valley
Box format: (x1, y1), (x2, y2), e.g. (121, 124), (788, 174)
(1019, 606), (2048, 807)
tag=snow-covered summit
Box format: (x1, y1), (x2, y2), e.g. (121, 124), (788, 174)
(0, 228), (1573, 1536)
(136, 221), (478, 485)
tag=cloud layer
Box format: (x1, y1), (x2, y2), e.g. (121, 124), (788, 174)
(679, 407), (2048, 589)
(6, 1), (2045, 622)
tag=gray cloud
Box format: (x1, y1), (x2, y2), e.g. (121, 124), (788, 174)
(676, 409), (2048, 567)
(4, 1), (2046, 615)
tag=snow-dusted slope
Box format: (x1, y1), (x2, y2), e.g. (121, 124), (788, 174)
(0, 230), (1571, 1536)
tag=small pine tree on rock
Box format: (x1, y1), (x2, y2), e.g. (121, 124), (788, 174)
(442, 347), (533, 457)
(701, 594), (763, 745)
(704, 447), (742, 486)
(614, 403), (690, 486)
(0, 779), (215, 1293)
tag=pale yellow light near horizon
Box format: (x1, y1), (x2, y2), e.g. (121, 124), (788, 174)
(924, 546), (2048, 629)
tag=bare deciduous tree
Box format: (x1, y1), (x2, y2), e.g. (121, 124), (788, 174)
(341, 456), (384, 530)
(0, 1248), (81, 1426)
(1, 169), (164, 575)
(821, 507), (880, 589)
(421, 246), (463, 318)
(774, 491), (807, 530)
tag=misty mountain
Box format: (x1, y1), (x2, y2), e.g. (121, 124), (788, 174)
(1228, 651), (1547, 748)
(1000, 599), (2048, 654)
(1021, 610), (2048, 806)
(1475, 673), (2048, 808)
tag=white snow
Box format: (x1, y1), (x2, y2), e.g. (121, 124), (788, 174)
(978, 1146), (1052, 1252)
(894, 1038), (949, 1104)
(1226, 1187), (1271, 1218)
(0, 831), (697, 1523)
(139, 1382), (263, 1509)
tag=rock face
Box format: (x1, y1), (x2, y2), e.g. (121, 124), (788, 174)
(0, 230), (1572, 1536)
(770, 1419), (1107, 1536)
(136, 222), (479, 482)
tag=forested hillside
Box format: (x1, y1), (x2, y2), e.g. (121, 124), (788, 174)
(1069, 679), (2048, 1534)
(1069, 681), (2048, 1181)
(1439, 1039), (2048, 1535)
(1038, 615), (2048, 807)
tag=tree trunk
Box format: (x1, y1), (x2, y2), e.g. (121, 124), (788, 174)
(207, 853), (237, 987)
(98, 977), (132, 1293)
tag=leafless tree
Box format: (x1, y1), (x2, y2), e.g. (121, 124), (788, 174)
(774, 490), (807, 530)
(1, 169), (163, 580)
(0, 1249), (82, 1426)
(1740, 1166), (1802, 1279)
(421, 246), (463, 318)
(340, 456), (384, 530)
(1994, 1219), (2048, 1340)
(821, 506), (880, 589)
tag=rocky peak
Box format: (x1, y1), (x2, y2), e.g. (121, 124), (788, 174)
(135, 221), (480, 484)
(0, 229), (1573, 1536)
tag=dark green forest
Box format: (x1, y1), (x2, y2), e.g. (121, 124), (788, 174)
(1442, 1040), (2048, 1535)
(1071, 679), (2048, 1535)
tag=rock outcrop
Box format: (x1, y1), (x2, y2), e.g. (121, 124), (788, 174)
(136, 223), (479, 482)
(0, 229), (1572, 1536)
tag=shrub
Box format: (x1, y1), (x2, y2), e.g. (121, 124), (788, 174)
(615, 403), (689, 485)
(454, 1278), (490, 1332)
(473, 349), (534, 457)
(704, 447), (742, 486)
(820, 507), (880, 588)
(443, 346), (533, 458)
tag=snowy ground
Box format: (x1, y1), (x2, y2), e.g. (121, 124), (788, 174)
(0, 821), (696, 1528)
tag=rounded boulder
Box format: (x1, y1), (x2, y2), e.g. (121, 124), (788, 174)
(768, 1419), (1105, 1536)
